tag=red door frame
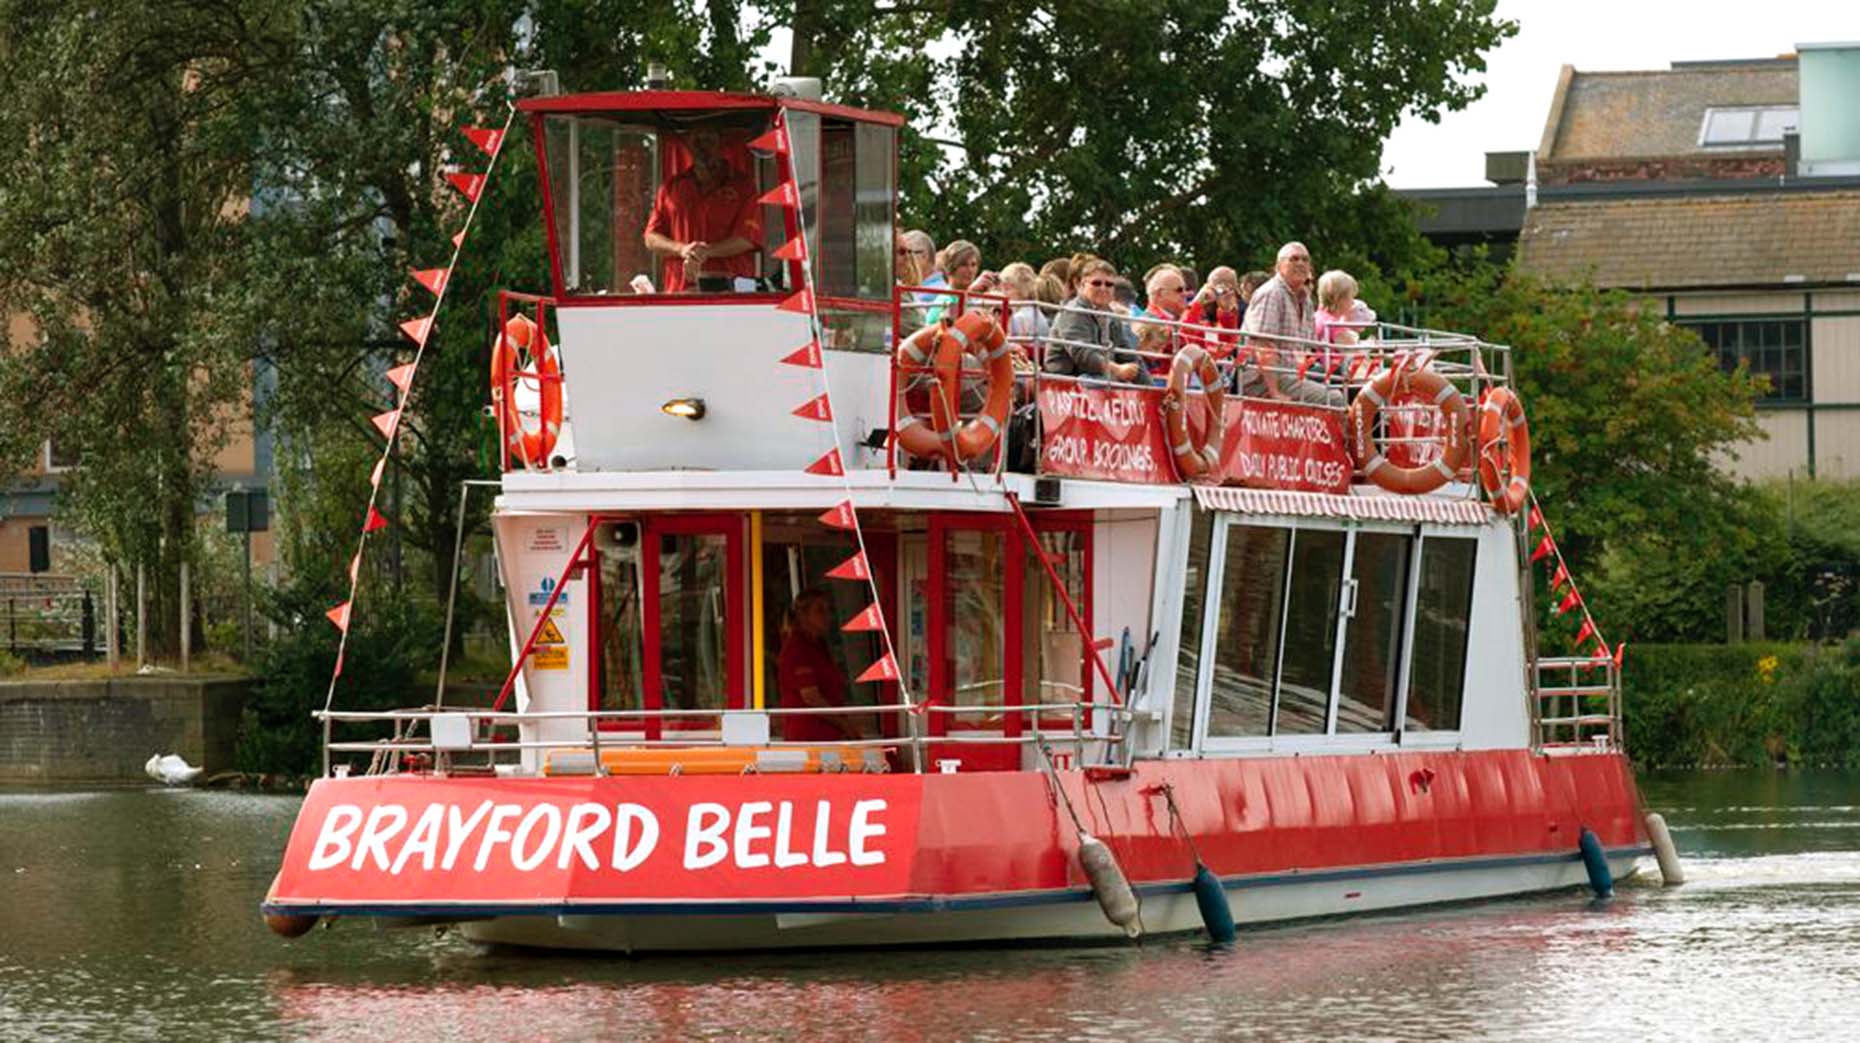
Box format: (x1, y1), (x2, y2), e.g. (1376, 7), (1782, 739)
(588, 513), (746, 741)
(926, 511), (1093, 740)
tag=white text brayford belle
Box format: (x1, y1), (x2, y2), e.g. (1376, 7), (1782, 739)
(261, 87), (1654, 952)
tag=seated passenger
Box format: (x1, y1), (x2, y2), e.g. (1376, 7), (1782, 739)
(999, 261), (1050, 346)
(1183, 265), (1243, 357)
(923, 240), (982, 324)
(776, 589), (862, 742)
(641, 126), (763, 293)
(1237, 242), (1343, 407)
(1043, 259), (1147, 385)
(1141, 265), (1189, 325)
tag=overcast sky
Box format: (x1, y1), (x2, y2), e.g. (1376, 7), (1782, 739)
(1381, 0), (1853, 188)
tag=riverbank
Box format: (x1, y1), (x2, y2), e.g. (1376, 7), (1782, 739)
(1624, 639), (1860, 769)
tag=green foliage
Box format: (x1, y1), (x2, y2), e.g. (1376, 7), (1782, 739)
(0, 650), (25, 678)
(236, 568), (441, 776)
(1624, 641), (1860, 768)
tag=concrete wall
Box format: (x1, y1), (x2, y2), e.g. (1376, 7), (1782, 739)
(0, 678), (250, 782)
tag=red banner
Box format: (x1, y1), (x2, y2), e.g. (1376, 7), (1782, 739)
(270, 775), (924, 905)
(1036, 383), (1174, 483)
(1219, 399), (1352, 494)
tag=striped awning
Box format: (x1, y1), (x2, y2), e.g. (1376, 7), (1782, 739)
(1192, 486), (1492, 525)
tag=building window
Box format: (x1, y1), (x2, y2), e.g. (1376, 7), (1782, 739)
(1684, 319), (1806, 401)
(1698, 106), (1797, 148)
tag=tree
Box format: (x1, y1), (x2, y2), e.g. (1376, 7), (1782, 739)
(1407, 263), (1769, 646)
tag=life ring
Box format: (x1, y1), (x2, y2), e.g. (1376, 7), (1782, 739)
(489, 313), (562, 468)
(1476, 386), (1531, 514)
(1161, 345), (1225, 479)
(1346, 365), (1469, 495)
(894, 311), (1011, 465)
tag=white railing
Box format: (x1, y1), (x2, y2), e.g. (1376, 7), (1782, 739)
(1532, 656), (1622, 752)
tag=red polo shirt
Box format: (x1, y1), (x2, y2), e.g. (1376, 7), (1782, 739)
(645, 166), (764, 292)
(777, 632), (849, 743)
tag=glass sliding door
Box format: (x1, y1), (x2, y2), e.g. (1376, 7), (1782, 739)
(1404, 536), (1477, 732)
(1207, 522), (1290, 739)
(1273, 529), (1345, 736)
(1335, 531), (1414, 734)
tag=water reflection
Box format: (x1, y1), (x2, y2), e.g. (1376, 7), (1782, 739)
(3, 774), (1859, 1042)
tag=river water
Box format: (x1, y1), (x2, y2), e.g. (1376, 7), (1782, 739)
(3, 770), (1857, 1042)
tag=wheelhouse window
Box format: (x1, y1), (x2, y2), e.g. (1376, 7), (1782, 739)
(1171, 509), (1213, 747)
(1335, 531), (1413, 733)
(1274, 529), (1344, 735)
(541, 111), (776, 296)
(1207, 523), (1288, 738)
(1685, 319), (1806, 401)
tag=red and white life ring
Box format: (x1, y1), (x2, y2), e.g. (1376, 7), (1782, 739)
(895, 311), (1011, 466)
(1161, 345), (1225, 480)
(1346, 366), (1470, 495)
(489, 313), (562, 468)
(1476, 386), (1532, 514)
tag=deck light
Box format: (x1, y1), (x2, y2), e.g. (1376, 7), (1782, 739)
(661, 397), (706, 421)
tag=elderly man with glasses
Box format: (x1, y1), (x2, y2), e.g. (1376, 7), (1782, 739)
(1237, 242), (1342, 406)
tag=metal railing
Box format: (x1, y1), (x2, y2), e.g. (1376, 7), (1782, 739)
(0, 574), (98, 656)
(315, 700), (1130, 779)
(1531, 655), (1622, 751)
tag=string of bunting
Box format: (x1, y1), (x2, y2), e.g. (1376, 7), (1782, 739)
(322, 108), (515, 712)
(756, 116), (911, 696)
(1524, 490), (1626, 671)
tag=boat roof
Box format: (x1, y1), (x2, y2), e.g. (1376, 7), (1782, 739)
(515, 89), (906, 128)
(1193, 486), (1492, 525)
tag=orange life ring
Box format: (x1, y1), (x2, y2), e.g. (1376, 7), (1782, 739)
(489, 313), (562, 468)
(1162, 345), (1225, 479)
(1346, 365), (1469, 495)
(894, 311), (1011, 465)
(1476, 386), (1531, 514)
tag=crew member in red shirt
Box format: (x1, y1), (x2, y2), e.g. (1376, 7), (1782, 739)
(642, 126), (763, 292)
(776, 589), (861, 742)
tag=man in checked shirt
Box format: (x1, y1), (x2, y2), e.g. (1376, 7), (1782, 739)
(1237, 241), (1344, 406)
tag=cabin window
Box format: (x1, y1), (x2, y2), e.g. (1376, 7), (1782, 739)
(1404, 536), (1476, 731)
(1273, 529), (1345, 735)
(1207, 523), (1289, 738)
(945, 527), (1008, 726)
(1335, 531), (1413, 733)
(1022, 524), (1090, 719)
(654, 531), (731, 721)
(1170, 509), (1213, 748)
(541, 112), (774, 296)
(595, 539), (646, 717)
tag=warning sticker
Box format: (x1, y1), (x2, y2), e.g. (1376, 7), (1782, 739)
(531, 611), (568, 670)
(535, 616), (566, 645)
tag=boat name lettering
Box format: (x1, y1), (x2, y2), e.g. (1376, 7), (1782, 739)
(303, 797), (889, 876)
(1044, 387), (1146, 427)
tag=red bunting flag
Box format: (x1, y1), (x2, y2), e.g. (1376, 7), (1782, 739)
(826, 551), (870, 581)
(758, 182), (799, 209)
(780, 340), (823, 368)
(445, 172), (485, 202)
(371, 409), (401, 439)
(1549, 563), (1570, 591)
(451, 229), (466, 250)
(793, 393), (834, 422)
(399, 317), (432, 346)
(1554, 589), (1581, 615)
(747, 125), (789, 156)
(854, 653), (900, 684)
(325, 601), (352, 632)
(1574, 618), (1596, 646)
(1613, 642), (1627, 669)
(1530, 536), (1554, 563)
(777, 289), (815, 315)
(842, 604), (886, 632)
(462, 126), (504, 157)
(804, 448), (844, 476)
(773, 236), (807, 262)
(410, 268), (449, 296)
(385, 363), (417, 392)
(363, 506), (389, 533)
(818, 500), (857, 530)
(1527, 505), (1544, 532)
(369, 457), (386, 488)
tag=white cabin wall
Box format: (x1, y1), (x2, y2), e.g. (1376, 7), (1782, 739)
(1134, 503), (1193, 755)
(555, 304), (891, 473)
(1452, 521), (1532, 750)
(493, 512), (593, 770)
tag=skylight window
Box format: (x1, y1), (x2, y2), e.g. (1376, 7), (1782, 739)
(1699, 105), (1798, 147)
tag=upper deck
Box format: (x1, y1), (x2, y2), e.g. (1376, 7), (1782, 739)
(494, 89), (1516, 515)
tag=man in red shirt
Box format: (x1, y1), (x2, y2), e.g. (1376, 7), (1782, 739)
(776, 589), (861, 742)
(642, 126), (763, 292)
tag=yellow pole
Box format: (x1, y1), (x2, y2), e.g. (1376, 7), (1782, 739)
(750, 510), (766, 710)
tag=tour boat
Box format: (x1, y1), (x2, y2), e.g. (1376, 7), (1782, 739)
(261, 85), (1655, 952)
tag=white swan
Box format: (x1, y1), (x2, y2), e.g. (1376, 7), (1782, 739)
(145, 753), (203, 786)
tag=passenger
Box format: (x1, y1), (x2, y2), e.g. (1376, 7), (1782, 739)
(1314, 269), (1362, 347)
(1039, 257), (1072, 294)
(1240, 270), (1271, 313)
(999, 261), (1050, 345)
(1044, 259), (1147, 385)
(896, 231), (931, 287)
(642, 126), (763, 293)
(776, 589), (861, 742)
(1141, 265), (1189, 325)
(1183, 265), (1243, 356)
(1237, 242), (1343, 407)
(924, 240), (981, 324)
(1065, 251), (1100, 297)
